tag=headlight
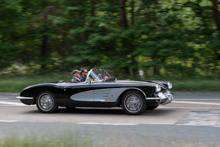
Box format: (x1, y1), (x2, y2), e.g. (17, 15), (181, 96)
(156, 84), (161, 92)
(167, 82), (172, 89)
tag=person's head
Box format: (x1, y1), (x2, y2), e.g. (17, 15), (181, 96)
(71, 69), (81, 79)
(80, 68), (88, 78)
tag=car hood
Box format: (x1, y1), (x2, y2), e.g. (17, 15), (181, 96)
(115, 80), (169, 89)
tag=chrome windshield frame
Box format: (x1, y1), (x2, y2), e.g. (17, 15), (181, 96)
(85, 68), (112, 83)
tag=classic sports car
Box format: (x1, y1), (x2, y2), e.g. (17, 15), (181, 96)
(17, 68), (173, 115)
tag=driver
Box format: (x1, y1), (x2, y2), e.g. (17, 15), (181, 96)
(71, 69), (81, 83)
(80, 68), (88, 82)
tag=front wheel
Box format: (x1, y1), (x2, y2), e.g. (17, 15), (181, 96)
(36, 91), (58, 113)
(121, 90), (147, 115)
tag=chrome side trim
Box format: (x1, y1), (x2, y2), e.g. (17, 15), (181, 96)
(70, 90), (94, 101)
(16, 96), (33, 100)
(70, 87), (148, 102)
(106, 87), (147, 102)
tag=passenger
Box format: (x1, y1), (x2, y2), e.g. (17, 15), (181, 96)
(71, 69), (81, 83)
(80, 68), (88, 82)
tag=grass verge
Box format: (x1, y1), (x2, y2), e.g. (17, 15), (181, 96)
(0, 74), (70, 92)
(170, 79), (220, 91)
(0, 137), (93, 147)
(0, 74), (220, 92)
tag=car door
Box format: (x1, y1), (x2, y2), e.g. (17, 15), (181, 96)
(92, 83), (121, 102)
(93, 88), (111, 102)
(63, 82), (94, 102)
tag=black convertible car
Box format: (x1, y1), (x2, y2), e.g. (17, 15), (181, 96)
(17, 68), (173, 115)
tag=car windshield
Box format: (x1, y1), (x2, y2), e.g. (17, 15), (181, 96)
(86, 68), (112, 82)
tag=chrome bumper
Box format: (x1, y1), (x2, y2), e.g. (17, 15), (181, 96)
(16, 96), (33, 100)
(146, 90), (173, 105)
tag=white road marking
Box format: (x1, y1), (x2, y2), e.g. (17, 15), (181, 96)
(0, 105), (35, 107)
(77, 122), (137, 125)
(0, 100), (219, 108)
(173, 101), (220, 105)
(159, 106), (220, 109)
(175, 99), (220, 101)
(0, 101), (28, 106)
(177, 124), (220, 127)
(175, 99), (220, 102)
(0, 120), (18, 122)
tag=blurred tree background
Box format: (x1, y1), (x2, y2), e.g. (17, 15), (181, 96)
(1, 0), (220, 78)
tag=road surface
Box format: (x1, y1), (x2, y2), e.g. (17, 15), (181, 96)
(0, 92), (220, 147)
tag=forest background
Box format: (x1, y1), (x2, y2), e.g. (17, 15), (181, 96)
(1, 0), (220, 91)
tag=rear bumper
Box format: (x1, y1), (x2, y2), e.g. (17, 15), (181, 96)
(146, 90), (173, 105)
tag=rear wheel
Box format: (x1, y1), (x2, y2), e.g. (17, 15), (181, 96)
(121, 90), (147, 115)
(36, 91), (58, 113)
(146, 105), (159, 110)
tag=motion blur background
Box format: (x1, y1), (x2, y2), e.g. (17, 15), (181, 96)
(1, 0), (220, 91)
(1, 2), (220, 147)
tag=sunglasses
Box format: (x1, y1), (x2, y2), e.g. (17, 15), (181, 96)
(83, 71), (88, 73)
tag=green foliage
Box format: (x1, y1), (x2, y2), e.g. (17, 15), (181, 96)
(0, 0), (220, 78)
(1, 74), (220, 92)
(0, 131), (93, 147)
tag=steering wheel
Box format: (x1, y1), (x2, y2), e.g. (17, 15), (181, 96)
(102, 77), (114, 82)
(103, 76), (110, 79)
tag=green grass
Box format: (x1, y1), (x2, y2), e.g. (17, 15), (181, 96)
(0, 136), (219, 147)
(0, 135), (93, 147)
(0, 73), (70, 92)
(0, 126), (93, 147)
(0, 73), (220, 92)
(171, 79), (220, 91)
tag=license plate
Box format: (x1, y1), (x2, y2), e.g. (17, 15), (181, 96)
(158, 92), (166, 99)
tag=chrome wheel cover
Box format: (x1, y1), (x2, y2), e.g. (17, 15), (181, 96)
(39, 94), (54, 111)
(125, 94), (142, 112)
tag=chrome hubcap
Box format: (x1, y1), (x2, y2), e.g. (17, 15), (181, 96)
(125, 95), (142, 112)
(39, 94), (53, 110)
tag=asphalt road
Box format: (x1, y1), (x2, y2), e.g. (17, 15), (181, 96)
(0, 92), (220, 147)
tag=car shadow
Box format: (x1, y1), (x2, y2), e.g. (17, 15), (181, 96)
(23, 107), (125, 115)
(143, 109), (175, 115)
(57, 107), (125, 115)
(24, 107), (174, 115)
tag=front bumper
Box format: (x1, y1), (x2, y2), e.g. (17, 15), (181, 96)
(146, 90), (173, 105)
(16, 96), (34, 105)
(157, 90), (173, 105)
(16, 96), (33, 99)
